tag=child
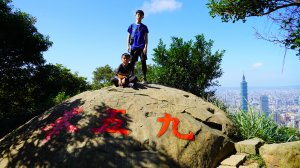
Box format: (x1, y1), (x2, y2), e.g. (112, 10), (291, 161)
(127, 9), (149, 83)
(111, 53), (137, 88)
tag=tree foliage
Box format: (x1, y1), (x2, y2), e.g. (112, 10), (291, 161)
(207, 0), (300, 57)
(151, 34), (224, 98)
(92, 64), (114, 89)
(0, 0), (52, 118)
(133, 61), (155, 82)
(31, 64), (90, 110)
(0, 1), (90, 138)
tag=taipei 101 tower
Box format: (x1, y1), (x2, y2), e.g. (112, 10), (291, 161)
(240, 74), (248, 112)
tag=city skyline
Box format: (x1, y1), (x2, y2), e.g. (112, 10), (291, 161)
(216, 83), (300, 130)
(10, 0), (300, 87)
(216, 82), (300, 111)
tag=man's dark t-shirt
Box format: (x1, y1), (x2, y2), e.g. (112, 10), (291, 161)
(115, 63), (134, 77)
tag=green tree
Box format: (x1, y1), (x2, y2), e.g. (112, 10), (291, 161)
(152, 34), (224, 98)
(0, 0), (52, 118)
(31, 64), (90, 111)
(53, 91), (70, 105)
(207, 0), (300, 57)
(92, 64), (114, 89)
(0, 0), (53, 137)
(134, 61), (155, 83)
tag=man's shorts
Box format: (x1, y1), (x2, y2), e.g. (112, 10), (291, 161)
(130, 48), (147, 62)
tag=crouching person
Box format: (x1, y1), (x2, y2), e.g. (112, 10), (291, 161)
(111, 53), (137, 88)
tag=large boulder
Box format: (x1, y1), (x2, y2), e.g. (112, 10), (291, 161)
(0, 84), (238, 168)
(259, 141), (300, 168)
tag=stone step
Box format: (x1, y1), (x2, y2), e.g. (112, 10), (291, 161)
(219, 154), (247, 167)
(234, 138), (264, 154)
(216, 165), (236, 168)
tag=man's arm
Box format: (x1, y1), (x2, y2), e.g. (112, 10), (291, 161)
(143, 32), (148, 54)
(127, 33), (131, 52)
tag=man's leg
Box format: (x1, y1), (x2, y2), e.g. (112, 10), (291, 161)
(129, 76), (138, 84)
(128, 76), (138, 88)
(124, 78), (130, 87)
(111, 77), (119, 87)
(141, 51), (148, 82)
(130, 49), (138, 75)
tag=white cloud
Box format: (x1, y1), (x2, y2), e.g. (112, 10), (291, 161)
(252, 62), (264, 69)
(141, 0), (182, 16)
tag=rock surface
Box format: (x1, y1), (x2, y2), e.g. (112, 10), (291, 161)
(220, 154), (246, 167)
(259, 141), (300, 168)
(0, 84), (238, 168)
(234, 138), (264, 154)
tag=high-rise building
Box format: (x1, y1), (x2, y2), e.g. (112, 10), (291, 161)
(240, 74), (248, 112)
(272, 111), (281, 124)
(295, 96), (300, 105)
(260, 95), (270, 116)
(290, 115), (300, 131)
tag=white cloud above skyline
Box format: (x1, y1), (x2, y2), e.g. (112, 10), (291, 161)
(141, 0), (182, 15)
(252, 62), (264, 70)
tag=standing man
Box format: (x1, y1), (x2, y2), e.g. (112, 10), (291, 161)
(127, 9), (149, 83)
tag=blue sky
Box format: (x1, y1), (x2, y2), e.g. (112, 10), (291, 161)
(11, 0), (300, 87)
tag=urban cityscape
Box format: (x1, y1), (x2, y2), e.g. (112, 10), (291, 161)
(215, 75), (300, 131)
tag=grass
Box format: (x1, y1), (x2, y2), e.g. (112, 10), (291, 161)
(208, 98), (300, 143)
(229, 107), (300, 143)
(245, 154), (266, 168)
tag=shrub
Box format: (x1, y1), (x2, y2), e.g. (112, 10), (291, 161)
(53, 92), (70, 105)
(230, 108), (300, 143)
(245, 154), (266, 168)
(151, 34), (224, 98)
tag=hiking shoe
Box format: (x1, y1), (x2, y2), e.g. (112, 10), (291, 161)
(128, 83), (134, 87)
(143, 76), (148, 84)
(142, 80), (149, 84)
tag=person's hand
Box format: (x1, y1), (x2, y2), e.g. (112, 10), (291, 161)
(121, 78), (126, 86)
(143, 48), (147, 55)
(118, 78), (123, 86)
(127, 46), (131, 53)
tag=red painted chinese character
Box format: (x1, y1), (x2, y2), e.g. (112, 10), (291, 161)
(157, 113), (195, 141)
(92, 108), (129, 135)
(41, 107), (83, 142)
